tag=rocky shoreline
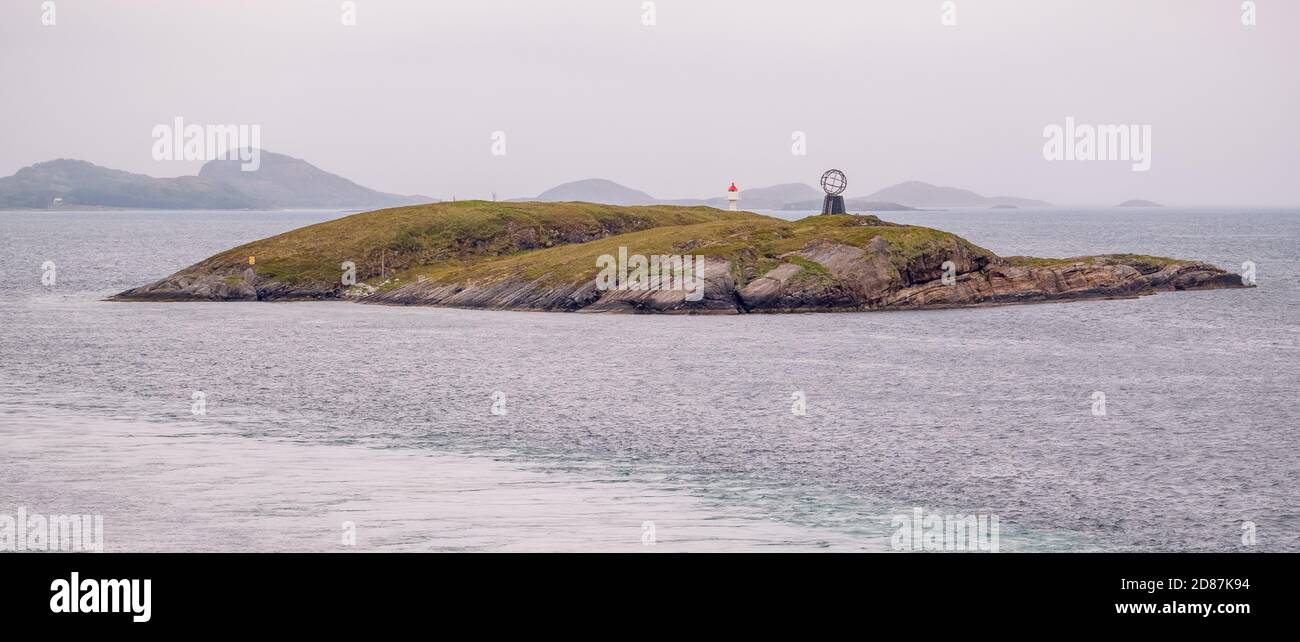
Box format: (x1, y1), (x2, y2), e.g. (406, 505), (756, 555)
(111, 203), (1250, 313)
(353, 252), (1244, 314)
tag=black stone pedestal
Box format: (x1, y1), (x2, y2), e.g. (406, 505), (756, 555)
(822, 194), (846, 214)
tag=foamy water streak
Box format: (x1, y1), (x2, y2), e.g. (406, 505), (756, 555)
(0, 403), (875, 552)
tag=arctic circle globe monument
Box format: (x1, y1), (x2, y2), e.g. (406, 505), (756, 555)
(820, 169), (847, 214)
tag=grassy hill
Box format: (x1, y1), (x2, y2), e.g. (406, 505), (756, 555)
(397, 209), (990, 291)
(115, 200), (1245, 312)
(184, 201), (764, 289)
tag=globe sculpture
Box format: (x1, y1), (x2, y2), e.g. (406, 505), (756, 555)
(820, 168), (847, 214)
(820, 169), (847, 195)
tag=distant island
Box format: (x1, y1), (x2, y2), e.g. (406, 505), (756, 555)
(0, 150), (430, 210)
(1118, 199), (1162, 207)
(114, 201), (1249, 313)
(519, 178), (1049, 211)
(864, 181), (1051, 208)
(781, 199), (916, 212)
(989, 204), (1019, 209)
(687, 183), (824, 210)
(527, 178), (659, 206)
(2, 162), (1054, 213)
(520, 179), (825, 210)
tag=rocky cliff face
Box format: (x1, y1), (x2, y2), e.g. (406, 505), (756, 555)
(355, 242), (1243, 313)
(112, 205), (1250, 313)
(120, 238), (1246, 314)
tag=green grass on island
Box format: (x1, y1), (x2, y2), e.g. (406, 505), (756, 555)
(212, 201), (758, 286)
(183, 200), (1185, 293)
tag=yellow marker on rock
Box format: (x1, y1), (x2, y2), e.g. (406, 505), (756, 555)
(248, 256), (256, 266)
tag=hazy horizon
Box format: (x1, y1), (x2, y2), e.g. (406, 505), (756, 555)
(4, 0), (1298, 206)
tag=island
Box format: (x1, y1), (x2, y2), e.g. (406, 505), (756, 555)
(516, 178), (1043, 210)
(863, 181), (1050, 208)
(782, 199), (917, 212)
(0, 151), (430, 210)
(1118, 199), (1162, 207)
(112, 201), (1249, 313)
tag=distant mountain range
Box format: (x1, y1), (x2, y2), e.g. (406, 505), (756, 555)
(781, 199), (917, 212)
(522, 178), (1049, 210)
(0, 151), (430, 210)
(530, 178), (657, 206)
(1, 157), (1052, 212)
(862, 181), (1051, 208)
(532, 180), (829, 210)
(688, 183), (824, 210)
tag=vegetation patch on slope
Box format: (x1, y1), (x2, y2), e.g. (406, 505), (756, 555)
(191, 200), (764, 288)
(388, 211), (993, 292)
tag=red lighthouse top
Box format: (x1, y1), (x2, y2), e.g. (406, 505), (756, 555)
(728, 182), (738, 192)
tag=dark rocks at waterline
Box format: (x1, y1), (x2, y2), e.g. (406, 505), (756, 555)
(114, 245), (1249, 314)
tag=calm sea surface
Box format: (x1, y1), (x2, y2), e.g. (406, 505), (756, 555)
(2, 207), (1297, 551)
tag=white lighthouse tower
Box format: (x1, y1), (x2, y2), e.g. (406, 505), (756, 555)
(727, 181), (740, 211)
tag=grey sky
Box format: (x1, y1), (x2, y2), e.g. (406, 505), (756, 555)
(3, 0), (1297, 205)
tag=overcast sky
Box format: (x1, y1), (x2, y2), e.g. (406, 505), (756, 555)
(3, 0), (1297, 205)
